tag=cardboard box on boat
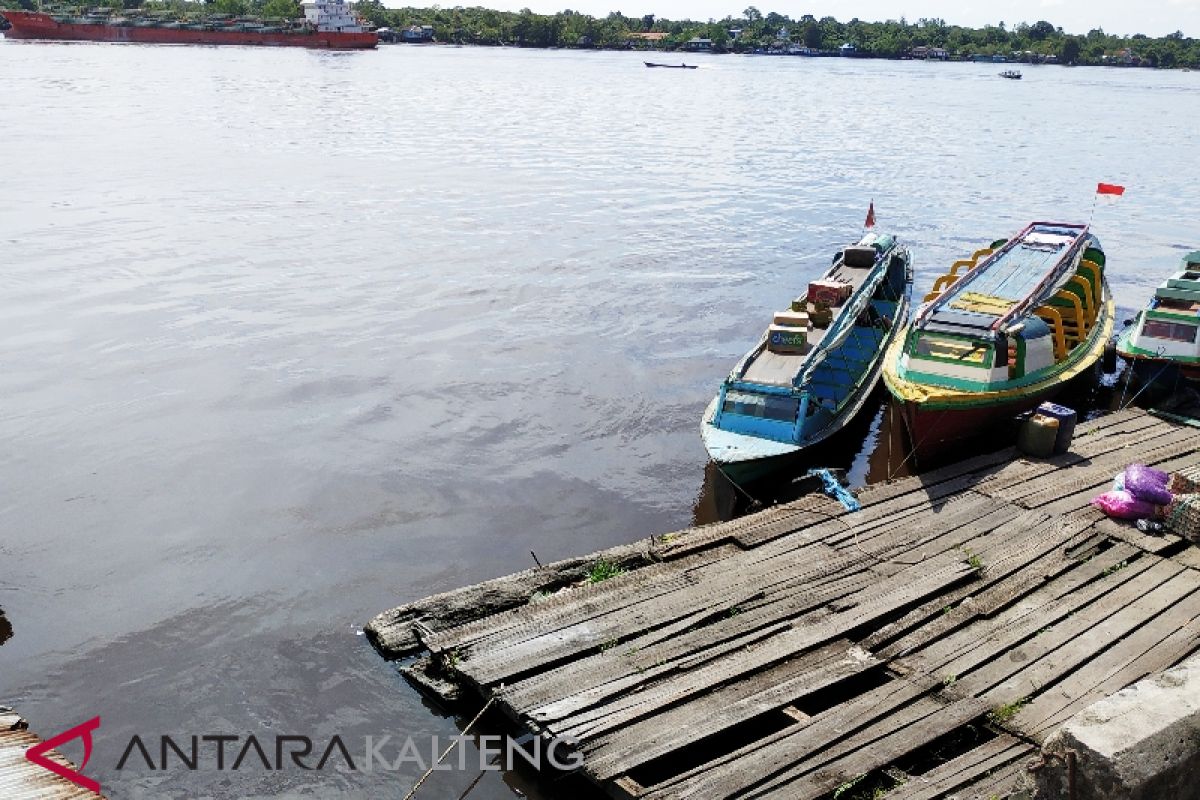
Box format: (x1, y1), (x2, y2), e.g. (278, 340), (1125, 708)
(767, 324), (808, 354)
(808, 303), (834, 327)
(808, 279), (853, 307)
(773, 310), (810, 328)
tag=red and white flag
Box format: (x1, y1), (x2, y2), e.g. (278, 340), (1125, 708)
(864, 201), (876, 229)
(1096, 183), (1126, 201)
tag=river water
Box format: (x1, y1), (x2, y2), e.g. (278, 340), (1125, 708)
(0, 40), (1197, 798)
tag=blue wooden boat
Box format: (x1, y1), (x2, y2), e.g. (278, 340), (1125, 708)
(701, 233), (913, 482)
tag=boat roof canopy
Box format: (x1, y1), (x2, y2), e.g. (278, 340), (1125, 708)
(917, 222), (1092, 341)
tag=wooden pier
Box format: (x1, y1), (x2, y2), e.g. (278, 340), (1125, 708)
(367, 408), (1200, 799)
(0, 709), (103, 799)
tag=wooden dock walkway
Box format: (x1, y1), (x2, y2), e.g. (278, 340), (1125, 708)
(0, 709), (104, 799)
(368, 408), (1200, 800)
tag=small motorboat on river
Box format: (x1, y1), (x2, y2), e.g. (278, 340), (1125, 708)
(644, 62), (697, 69)
(702, 232), (913, 482)
(1000, 70), (1023, 79)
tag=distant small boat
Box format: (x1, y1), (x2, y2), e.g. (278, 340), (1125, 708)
(702, 232), (913, 481)
(1000, 70), (1023, 79)
(1116, 250), (1200, 390)
(644, 62), (697, 69)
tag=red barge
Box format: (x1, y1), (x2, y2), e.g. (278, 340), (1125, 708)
(1, 0), (377, 49)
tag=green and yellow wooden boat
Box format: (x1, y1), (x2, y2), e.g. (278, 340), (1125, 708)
(1116, 250), (1200, 391)
(883, 222), (1113, 463)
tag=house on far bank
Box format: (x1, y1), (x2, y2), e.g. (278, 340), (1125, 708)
(839, 42), (857, 56)
(626, 31), (668, 48)
(1103, 47), (1143, 66)
(402, 24), (434, 43)
(684, 37), (713, 52)
(909, 45), (948, 60)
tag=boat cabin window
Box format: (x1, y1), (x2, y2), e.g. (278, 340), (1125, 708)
(1143, 320), (1198, 343)
(722, 390), (800, 422)
(912, 334), (991, 365)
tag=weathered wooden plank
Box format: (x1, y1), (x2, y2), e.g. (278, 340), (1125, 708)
(855, 447), (1019, 507)
(641, 675), (944, 800)
(581, 642), (878, 779)
(883, 735), (1034, 800)
(877, 537), (1141, 664)
(423, 556), (701, 654)
(958, 563), (1198, 704)
(467, 494), (1013, 686)
(516, 557), (973, 736)
(504, 567), (879, 718)
(436, 535), (838, 658)
(891, 552), (1163, 681)
(947, 759), (1026, 800)
(655, 504), (822, 559)
(751, 698), (991, 800)
(861, 514), (1107, 656)
(1010, 580), (1200, 740)
(1092, 516), (1182, 554)
(733, 509), (842, 548)
(825, 491), (1005, 554)
(1073, 406), (1157, 434)
(459, 545), (870, 685)
(1172, 545), (1200, 572)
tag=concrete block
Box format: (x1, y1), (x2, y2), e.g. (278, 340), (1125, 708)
(1027, 655), (1200, 799)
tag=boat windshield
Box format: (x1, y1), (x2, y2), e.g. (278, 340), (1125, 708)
(1143, 320), (1198, 343)
(722, 390), (800, 422)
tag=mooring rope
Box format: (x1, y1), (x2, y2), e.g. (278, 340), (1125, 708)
(402, 691), (499, 800)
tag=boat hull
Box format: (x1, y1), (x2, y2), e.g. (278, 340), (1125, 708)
(887, 295), (1114, 466)
(1116, 327), (1200, 386)
(701, 397), (802, 483)
(894, 381), (1076, 467)
(1, 11), (377, 48)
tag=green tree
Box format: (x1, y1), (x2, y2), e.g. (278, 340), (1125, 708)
(212, 0), (247, 15)
(260, 0), (298, 19)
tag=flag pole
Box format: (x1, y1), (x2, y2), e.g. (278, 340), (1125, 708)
(1088, 191), (1097, 226)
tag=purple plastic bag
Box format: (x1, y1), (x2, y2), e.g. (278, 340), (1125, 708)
(1091, 490), (1157, 520)
(1124, 464), (1173, 505)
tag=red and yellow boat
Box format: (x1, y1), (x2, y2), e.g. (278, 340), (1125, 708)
(883, 222), (1113, 464)
(1, 0), (377, 49)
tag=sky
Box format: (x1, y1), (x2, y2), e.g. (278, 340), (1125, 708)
(451, 0), (1200, 38)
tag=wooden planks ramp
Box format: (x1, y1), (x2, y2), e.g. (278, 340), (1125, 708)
(367, 409), (1200, 800)
(0, 709), (105, 799)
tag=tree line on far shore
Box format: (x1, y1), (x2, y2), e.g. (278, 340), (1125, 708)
(359, 4), (1198, 67)
(4, 0), (1198, 67)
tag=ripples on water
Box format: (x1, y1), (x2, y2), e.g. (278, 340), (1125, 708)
(0, 41), (1197, 797)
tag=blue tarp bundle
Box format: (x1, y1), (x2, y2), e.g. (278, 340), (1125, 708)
(806, 468), (861, 512)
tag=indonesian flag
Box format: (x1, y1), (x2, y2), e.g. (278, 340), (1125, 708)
(865, 201), (876, 229)
(1097, 183), (1126, 199)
